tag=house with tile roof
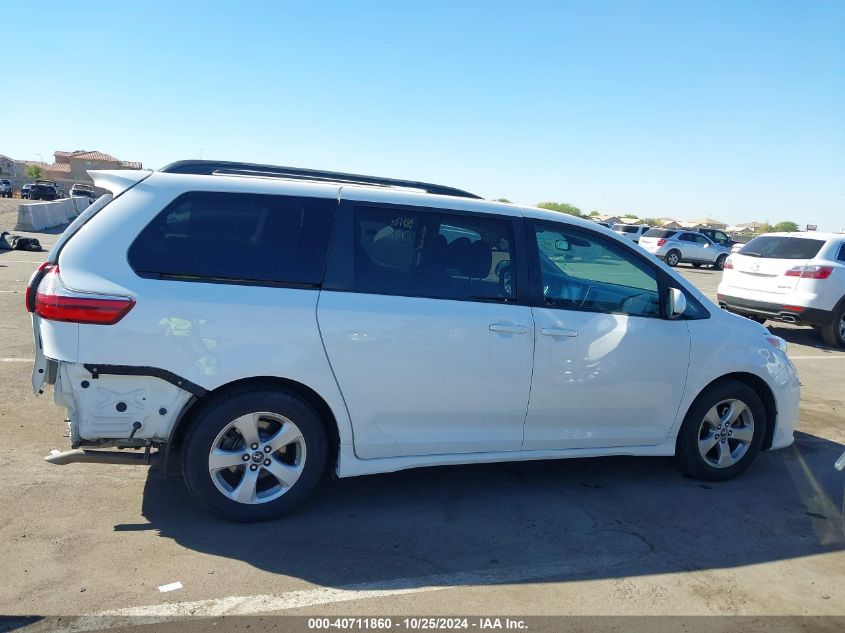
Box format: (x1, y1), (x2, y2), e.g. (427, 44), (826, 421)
(51, 150), (143, 182)
(11, 149), (143, 192)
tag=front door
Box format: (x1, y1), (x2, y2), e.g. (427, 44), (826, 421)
(318, 200), (534, 459)
(523, 220), (691, 449)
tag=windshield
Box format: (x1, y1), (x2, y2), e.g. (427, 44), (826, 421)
(643, 229), (676, 238)
(614, 225), (639, 233)
(740, 236), (825, 259)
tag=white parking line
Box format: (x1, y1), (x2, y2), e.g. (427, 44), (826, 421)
(789, 355), (845, 360)
(0, 259), (46, 264)
(56, 555), (630, 631)
(0, 357), (33, 363)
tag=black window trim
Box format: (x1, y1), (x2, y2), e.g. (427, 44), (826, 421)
(525, 219), (710, 320)
(836, 243), (845, 263)
(127, 190), (340, 290)
(322, 199), (530, 306)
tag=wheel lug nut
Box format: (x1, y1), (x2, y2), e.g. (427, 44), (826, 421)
(721, 438), (726, 443)
(242, 454), (250, 461)
(264, 446), (272, 453)
(251, 443), (259, 450)
(264, 459), (271, 466)
(728, 431), (733, 436)
(249, 464), (258, 471)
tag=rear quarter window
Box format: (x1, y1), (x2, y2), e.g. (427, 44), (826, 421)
(128, 191), (336, 286)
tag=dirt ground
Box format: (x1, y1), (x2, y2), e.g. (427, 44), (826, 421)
(0, 228), (842, 630)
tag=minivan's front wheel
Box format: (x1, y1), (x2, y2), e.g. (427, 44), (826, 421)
(182, 386), (328, 521)
(674, 380), (765, 481)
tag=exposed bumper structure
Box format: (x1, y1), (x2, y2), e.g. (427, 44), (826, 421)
(44, 448), (160, 466)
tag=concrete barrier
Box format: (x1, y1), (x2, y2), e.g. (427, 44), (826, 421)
(71, 196), (92, 217)
(15, 198), (78, 231)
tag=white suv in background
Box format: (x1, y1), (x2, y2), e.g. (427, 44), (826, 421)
(611, 223), (650, 243)
(28, 160), (799, 521)
(718, 232), (845, 347)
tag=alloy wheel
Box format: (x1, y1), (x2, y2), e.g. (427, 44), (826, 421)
(697, 399), (754, 468)
(208, 411), (306, 504)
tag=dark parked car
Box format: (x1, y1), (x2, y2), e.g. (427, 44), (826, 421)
(28, 183), (58, 201)
(35, 180), (63, 198)
(20, 184), (33, 199)
(0, 179), (12, 198)
(695, 228), (737, 248)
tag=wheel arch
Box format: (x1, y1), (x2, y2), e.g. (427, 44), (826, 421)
(678, 372), (777, 452)
(162, 376), (341, 479)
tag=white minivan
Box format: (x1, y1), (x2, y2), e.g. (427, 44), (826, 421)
(28, 161), (799, 521)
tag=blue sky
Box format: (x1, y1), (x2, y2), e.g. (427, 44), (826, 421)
(4, 1), (843, 229)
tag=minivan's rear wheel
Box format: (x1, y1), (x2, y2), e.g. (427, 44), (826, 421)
(674, 380), (765, 481)
(714, 254), (727, 270)
(665, 250), (681, 267)
(182, 386), (328, 522)
(820, 304), (845, 349)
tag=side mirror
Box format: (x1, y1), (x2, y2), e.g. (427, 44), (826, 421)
(554, 239), (571, 252)
(666, 287), (687, 319)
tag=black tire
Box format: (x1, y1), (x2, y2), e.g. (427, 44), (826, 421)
(665, 249), (681, 267)
(714, 254), (727, 270)
(820, 301), (845, 348)
(674, 379), (766, 481)
(182, 384), (328, 522)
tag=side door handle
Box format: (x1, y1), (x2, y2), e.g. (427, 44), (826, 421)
(541, 327), (578, 338)
(489, 323), (530, 334)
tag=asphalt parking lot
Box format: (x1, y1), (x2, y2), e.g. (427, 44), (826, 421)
(0, 233), (843, 626)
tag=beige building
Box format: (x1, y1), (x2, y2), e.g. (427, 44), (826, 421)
(12, 150), (143, 192)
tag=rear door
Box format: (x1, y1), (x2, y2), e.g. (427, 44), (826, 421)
(317, 197), (534, 459)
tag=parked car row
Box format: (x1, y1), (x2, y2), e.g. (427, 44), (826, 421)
(610, 224), (733, 270)
(13, 181), (98, 201)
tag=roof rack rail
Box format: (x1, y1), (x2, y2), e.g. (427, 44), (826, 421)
(159, 160), (482, 200)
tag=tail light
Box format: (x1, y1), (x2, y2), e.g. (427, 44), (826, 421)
(723, 257), (733, 269)
(657, 239), (667, 246)
(28, 264), (135, 325)
(784, 265), (834, 280)
(25, 261), (54, 312)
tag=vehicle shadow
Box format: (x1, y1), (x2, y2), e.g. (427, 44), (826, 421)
(132, 431), (845, 589)
(767, 322), (844, 353)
